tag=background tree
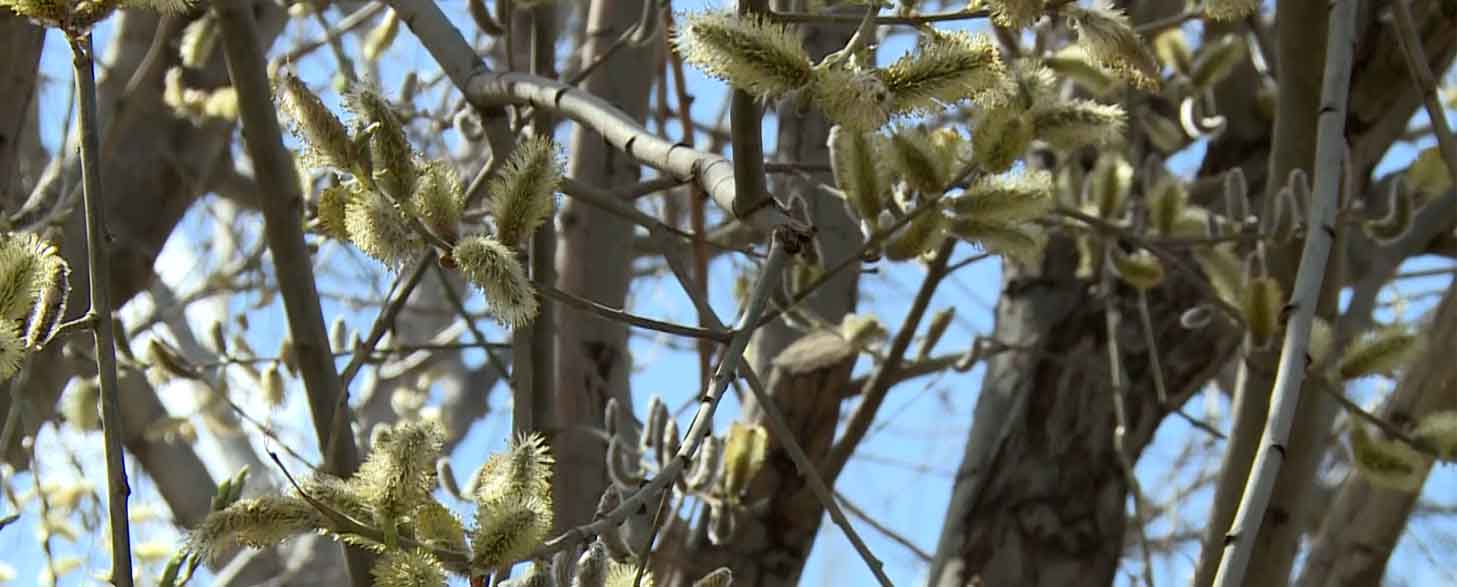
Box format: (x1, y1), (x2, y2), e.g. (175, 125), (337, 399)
(0, 0), (1455, 586)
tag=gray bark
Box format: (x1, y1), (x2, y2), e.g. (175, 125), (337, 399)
(552, 0), (657, 531)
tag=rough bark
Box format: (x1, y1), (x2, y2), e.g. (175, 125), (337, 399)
(931, 236), (1241, 587)
(0, 12), (44, 210)
(552, 0), (657, 531)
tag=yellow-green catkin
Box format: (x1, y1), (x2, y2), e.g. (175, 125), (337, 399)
(1194, 243), (1244, 307)
(1349, 424), (1428, 492)
(1413, 412), (1457, 460)
(1030, 98), (1127, 151)
(1062, 1), (1161, 91)
(344, 189), (425, 267)
(809, 64), (892, 131)
(412, 159), (466, 243)
(985, 0), (1045, 29)
(1338, 326), (1421, 381)
(721, 423), (768, 501)
(674, 11), (813, 100)
(1152, 28), (1193, 75)
(370, 548), (446, 587)
(883, 209), (947, 261)
(916, 307), (955, 361)
(453, 236), (538, 328)
(1241, 276), (1283, 347)
(1190, 34), (1246, 90)
(972, 107), (1034, 172)
(1111, 249), (1164, 290)
(362, 9), (400, 63)
(828, 125), (887, 222)
(888, 126), (953, 194)
(489, 136), (562, 249)
(880, 30), (1006, 115)
(347, 87), (417, 199)
(948, 219), (1044, 264)
(276, 71), (356, 171)
(950, 170), (1054, 225)
(1147, 175), (1187, 236)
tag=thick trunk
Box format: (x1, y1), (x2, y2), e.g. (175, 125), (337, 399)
(552, 0), (656, 531)
(930, 237), (1240, 586)
(0, 13), (43, 209)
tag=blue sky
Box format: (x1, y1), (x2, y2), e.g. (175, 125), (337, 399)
(3, 3), (1456, 586)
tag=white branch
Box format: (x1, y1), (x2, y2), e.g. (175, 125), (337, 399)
(386, 0), (792, 231)
(1211, 1), (1357, 585)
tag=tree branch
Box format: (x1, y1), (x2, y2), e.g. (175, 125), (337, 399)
(385, 0), (793, 232)
(213, 2), (369, 583)
(1211, 1), (1356, 583)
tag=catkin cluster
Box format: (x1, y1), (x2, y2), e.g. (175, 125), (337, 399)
(277, 73), (563, 328)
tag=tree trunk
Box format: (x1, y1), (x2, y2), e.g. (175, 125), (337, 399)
(552, 0), (657, 531)
(0, 12), (43, 209)
(929, 236), (1241, 586)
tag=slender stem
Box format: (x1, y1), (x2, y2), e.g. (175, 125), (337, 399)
(1392, 0), (1457, 191)
(213, 1), (373, 581)
(1103, 260), (1156, 587)
(824, 240), (953, 482)
(70, 33), (134, 587)
(531, 233), (790, 559)
(1211, 1), (1356, 584)
(537, 285), (728, 341)
(739, 364), (895, 586)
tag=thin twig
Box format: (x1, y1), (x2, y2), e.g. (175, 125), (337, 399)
(1102, 256), (1156, 587)
(833, 490), (932, 562)
(1211, 1), (1355, 583)
(69, 33), (134, 587)
(538, 284), (728, 342)
(530, 232), (790, 559)
(739, 364), (896, 586)
(824, 240), (954, 481)
(213, 2), (373, 581)
(1392, 0), (1457, 195)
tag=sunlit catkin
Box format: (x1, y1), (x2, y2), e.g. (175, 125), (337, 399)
(916, 307), (955, 361)
(489, 136), (562, 249)
(809, 64), (891, 131)
(1414, 412), (1457, 460)
(721, 423), (768, 501)
(362, 9), (400, 63)
(471, 432), (554, 506)
(972, 107), (1033, 172)
(470, 496), (553, 571)
(950, 170), (1054, 225)
(1062, 1), (1160, 90)
(674, 11), (813, 100)
(1030, 98), (1126, 151)
(985, 0), (1045, 29)
(370, 548), (446, 587)
(346, 86), (417, 199)
(880, 30), (1006, 115)
(344, 190), (424, 267)
(412, 159), (466, 242)
(276, 71), (356, 172)
(453, 236), (538, 328)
